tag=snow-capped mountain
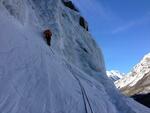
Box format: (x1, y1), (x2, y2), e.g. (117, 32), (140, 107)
(107, 70), (124, 82)
(0, 0), (149, 113)
(115, 53), (150, 96)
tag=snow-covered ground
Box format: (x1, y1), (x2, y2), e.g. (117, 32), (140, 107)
(0, 0), (149, 113)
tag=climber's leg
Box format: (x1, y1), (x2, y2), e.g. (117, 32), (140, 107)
(46, 38), (51, 46)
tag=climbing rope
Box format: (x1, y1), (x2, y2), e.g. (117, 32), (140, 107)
(66, 63), (94, 113)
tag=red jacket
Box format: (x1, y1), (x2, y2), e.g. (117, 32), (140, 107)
(44, 29), (52, 39)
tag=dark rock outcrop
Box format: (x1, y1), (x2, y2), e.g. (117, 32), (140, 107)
(131, 93), (150, 108)
(79, 16), (88, 31)
(62, 0), (79, 12)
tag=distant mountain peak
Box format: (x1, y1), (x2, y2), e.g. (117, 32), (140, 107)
(106, 70), (124, 82)
(115, 53), (150, 96)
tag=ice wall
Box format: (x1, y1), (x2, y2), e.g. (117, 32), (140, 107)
(0, 0), (149, 113)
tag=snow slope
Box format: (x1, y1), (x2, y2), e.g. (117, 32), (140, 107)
(0, 0), (149, 113)
(115, 53), (150, 96)
(107, 70), (124, 82)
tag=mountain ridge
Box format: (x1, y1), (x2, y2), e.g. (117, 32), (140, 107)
(107, 70), (124, 82)
(115, 53), (150, 96)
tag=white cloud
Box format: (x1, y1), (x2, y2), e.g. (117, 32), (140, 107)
(112, 13), (150, 34)
(71, 0), (114, 21)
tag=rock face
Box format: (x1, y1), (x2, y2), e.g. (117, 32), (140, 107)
(115, 53), (150, 96)
(131, 93), (150, 108)
(0, 0), (149, 113)
(79, 16), (88, 31)
(107, 70), (124, 82)
(62, 0), (79, 12)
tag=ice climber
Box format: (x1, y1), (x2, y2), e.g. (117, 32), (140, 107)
(43, 29), (52, 46)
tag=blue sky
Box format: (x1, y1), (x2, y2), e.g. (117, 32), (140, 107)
(71, 0), (150, 73)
